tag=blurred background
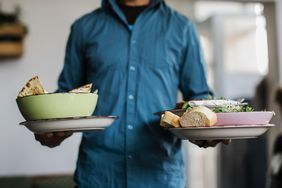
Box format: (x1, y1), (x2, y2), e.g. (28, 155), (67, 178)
(0, 0), (281, 187)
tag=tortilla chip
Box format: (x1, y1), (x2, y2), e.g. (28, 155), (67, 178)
(69, 83), (92, 93)
(17, 76), (48, 98)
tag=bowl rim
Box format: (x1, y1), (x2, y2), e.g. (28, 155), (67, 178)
(16, 92), (98, 100)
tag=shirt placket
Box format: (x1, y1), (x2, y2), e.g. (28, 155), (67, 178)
(125, 27), (138, 186)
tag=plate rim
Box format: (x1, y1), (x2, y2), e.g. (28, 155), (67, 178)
(26, 126), (106, 134)
(20, 115), (118, 125)
(168, 124), (275, 130)
(155, 109), (275, 116)
(169, 124), (274, 140)
(37, 127), (105, 132)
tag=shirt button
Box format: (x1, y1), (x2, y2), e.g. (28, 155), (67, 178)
(131, 40), (136, 44)
(128, 95), (134, 100)
(128, 155), (133, 159)
(129, 66), (136, 71)
(127, 125), (133, 130)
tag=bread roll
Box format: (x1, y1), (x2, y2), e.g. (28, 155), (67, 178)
(17, 76), (47, 98)
(179, 106), (217, 127)
(160, 111), (180, 128)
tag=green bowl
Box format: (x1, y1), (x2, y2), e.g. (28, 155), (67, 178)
(16, 93), (98, 121)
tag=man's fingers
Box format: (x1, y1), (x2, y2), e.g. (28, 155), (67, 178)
(190, 139), (231, 148)
(55, 132), (67, 137)
(222, 139), (231, 145)
(44, 132), (54, 139)
(34, 131), (73, 148)
(206, 140), (219, 147)
(189, 140), (206, 148)
(54, 131), (73, 138)
(64, 131), (73, 137)
(189, 140), (197, 144)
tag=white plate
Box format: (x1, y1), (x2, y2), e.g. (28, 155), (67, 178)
(155, 110), (274, 126)
(169, 124), (275, 140)
(20, 116), (117, 133)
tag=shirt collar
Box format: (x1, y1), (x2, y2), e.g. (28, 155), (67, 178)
(102, 0), (163, 9)
(102, 0), (163, 25)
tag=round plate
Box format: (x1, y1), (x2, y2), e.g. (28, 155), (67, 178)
(20, 116), (117, 133)
(169, 124), (275, 140)
(155, 110), (274, 125)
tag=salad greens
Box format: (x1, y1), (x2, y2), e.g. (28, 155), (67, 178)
(181, 102), (192, 111)
(181, 101), (254, 113)
(212, 105), (253, 113)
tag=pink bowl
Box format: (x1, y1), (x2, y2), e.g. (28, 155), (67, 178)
(215, 111), (275, 126)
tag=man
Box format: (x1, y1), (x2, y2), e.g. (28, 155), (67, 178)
(35, 0), (225, 187)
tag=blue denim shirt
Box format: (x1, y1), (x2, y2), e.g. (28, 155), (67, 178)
(57, 0), (210, 187)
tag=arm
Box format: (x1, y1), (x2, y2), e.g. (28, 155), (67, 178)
(179, 22), (211, 101)
(36, 22), (86, 147)
(179, 22), (229, 148)
(57, 22), (87, 92)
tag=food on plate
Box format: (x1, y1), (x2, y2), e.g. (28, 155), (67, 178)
(18, 76), (96, 97)
(16, 76), (98, 120)
(160, 111), (180, 128)
(179, 106), (217, 127)
(212, 105), (253, 113)
(17, 76), (48, 98)
(182, 99), (253, 113)
(160, 99), (255, 128)
(70, 83), (93, 93)
(187, 99), (244, 107)
(16, 93), (99, 121)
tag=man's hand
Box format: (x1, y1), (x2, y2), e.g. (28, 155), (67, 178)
(190, 139), (231, 148)
(34, 132), (73, 148)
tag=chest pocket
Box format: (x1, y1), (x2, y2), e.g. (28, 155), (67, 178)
(85, 36), (128, 73)
(139, 33), (181, 70)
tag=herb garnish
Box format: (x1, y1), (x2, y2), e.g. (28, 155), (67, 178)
(212, 105), (253, 113)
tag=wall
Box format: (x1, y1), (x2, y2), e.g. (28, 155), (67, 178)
(0, 0), (99, 176)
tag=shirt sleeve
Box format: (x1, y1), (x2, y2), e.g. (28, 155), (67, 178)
(179, 22), (212, 100)
(57, 22), (86, 92)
